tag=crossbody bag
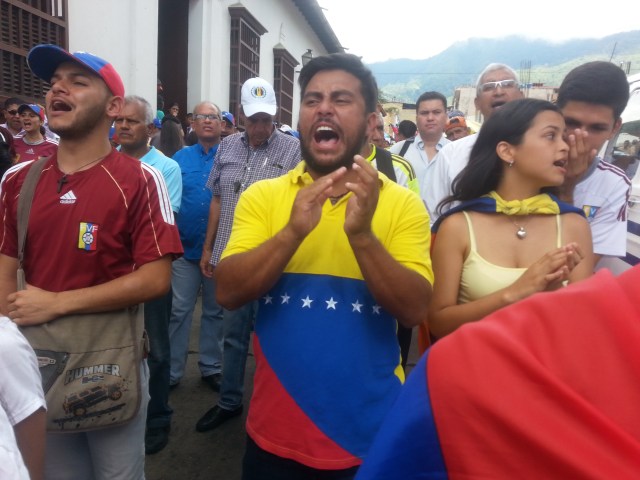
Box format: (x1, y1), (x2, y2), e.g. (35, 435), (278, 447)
(17, 157), (145, 432)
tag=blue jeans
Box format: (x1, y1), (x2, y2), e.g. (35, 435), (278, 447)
(144, 290), (173, 428)
(168, 257), (223, 384)
(218, 301), (258, 410)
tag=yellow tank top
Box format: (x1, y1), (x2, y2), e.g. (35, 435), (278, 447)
(458, 212), (562, 304)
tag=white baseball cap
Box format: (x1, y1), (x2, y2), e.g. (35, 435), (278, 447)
(241, 77), (277, 117)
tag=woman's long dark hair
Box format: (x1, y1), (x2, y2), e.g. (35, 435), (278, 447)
(438, 98), (561, 214)
(160, 118), (185, 158)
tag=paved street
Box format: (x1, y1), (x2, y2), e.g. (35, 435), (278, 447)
(146, 299), (421, 479)
(145, 299), (253, 480)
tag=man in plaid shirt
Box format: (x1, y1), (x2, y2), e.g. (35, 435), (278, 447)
(196, 78), (300, 432)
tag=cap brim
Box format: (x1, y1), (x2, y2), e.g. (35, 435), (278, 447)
(28, 44), (81, 83)
(242, 104), (277, 118)
(17, 104), (43, 120)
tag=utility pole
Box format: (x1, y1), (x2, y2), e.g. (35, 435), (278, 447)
(520, 60), (531, 97)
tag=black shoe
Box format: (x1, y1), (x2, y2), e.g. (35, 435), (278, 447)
(196, 405), (243, 432)
(201, 373), (221, 392)
(145, 426), (170, 455)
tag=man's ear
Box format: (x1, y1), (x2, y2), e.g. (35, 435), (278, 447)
(609, 117), (623, 140)
(366, 111), (377, 133)
(106, 96), (124, 119)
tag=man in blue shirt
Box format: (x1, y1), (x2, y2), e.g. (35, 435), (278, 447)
(115, 95), (182, 455)
(169, 101), (224, 396)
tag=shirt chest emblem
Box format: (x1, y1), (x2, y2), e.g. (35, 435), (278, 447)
(582, 205), (600, 220)
(78, 222), (99, 251)
(60, 190), (77, 204)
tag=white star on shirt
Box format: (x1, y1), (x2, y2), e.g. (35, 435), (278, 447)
(263, 295), (273, 304)
(352, 300), (363, 313)
(326, 297), (338, 310)
(372, 305), (381, 315)
(301, 296), (313, 308)
(281, 293), (290, 304)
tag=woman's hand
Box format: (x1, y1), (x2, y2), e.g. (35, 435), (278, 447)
(505, 243), (584, 302)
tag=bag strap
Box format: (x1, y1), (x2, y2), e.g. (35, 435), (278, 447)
(374, 147), (397, 183)
(16, 157), (49, 289)
(399, 136), (414, 157)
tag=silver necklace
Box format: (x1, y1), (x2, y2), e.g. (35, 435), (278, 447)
(510, 217), (529, 239)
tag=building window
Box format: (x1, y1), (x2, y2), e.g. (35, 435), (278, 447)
(228, 6), (266, 127)
(273, 47), (298, 127)
(0, 0), (68, 102)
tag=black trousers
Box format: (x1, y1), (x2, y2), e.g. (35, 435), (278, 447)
(397, 324), (412, 371)
(242, 436), (359, 480)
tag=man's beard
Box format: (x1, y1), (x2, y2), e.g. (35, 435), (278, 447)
(300, 123), (367, 176)
(48, 101), (108, 141)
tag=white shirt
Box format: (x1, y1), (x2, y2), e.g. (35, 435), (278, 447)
(390, 133), (450, 207)
(573, 158), (630, 257)
(424, 133), (477, 224)
(0, 316), (46, 480)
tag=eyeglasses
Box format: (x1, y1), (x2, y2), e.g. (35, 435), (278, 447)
(479, 79), (518, 92)
(194, 114), (220, 122)
(6, 109), (19, 116)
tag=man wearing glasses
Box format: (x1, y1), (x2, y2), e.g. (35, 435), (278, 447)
(1, 97), (26, 137)
(425, 63), (524, 224)
(196, 77), (300, 432)
(168, 102), (225, 395)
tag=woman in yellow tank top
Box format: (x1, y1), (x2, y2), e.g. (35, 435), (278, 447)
(429, 99), (594, 338)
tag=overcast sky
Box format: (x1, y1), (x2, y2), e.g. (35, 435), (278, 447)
(318, 0), (638, 63)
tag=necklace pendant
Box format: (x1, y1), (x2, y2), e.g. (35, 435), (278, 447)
(516, 226), (527, 239)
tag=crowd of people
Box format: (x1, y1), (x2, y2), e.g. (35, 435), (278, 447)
(0, 42), (638, 480)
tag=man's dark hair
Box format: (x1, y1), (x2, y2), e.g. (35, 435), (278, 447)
(298, 53), (378, 114)
(398, 120), (417, 138)
(557, 61), (630, 120)
(3, 97), (25, 109)
(416, 91), (447, 110)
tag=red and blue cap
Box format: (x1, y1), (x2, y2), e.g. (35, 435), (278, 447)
(221, 111), (235, 126)
(18, 104), (45, 122)
(27, 44), (125, 98)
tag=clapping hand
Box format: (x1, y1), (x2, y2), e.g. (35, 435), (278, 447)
(344, 155), (380, 245)
(507, 242), (584, 302)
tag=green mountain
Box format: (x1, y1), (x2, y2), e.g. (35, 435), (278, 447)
(369, 30), (640, 103)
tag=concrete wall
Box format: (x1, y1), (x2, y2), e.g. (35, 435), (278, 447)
(187, 0), (331, 126)
(68, 0), (159, 106)
(67, 0), (335, 126)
